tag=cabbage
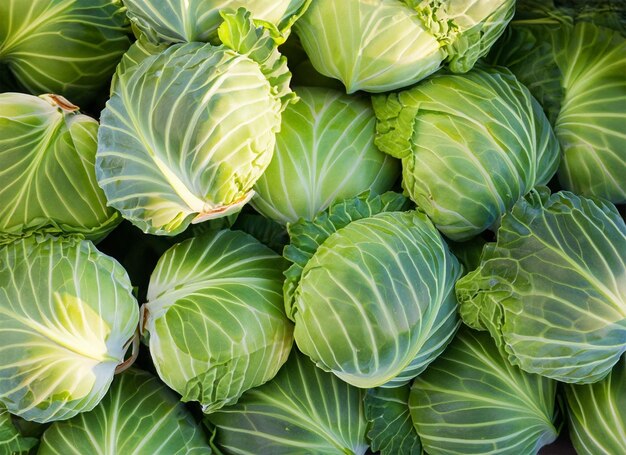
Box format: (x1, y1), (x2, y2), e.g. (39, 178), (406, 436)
(284, 192), (461, 388)
(490, 2), (626, 203)
(565, 355), (625, 454)
(457, 187), (626, 383)
(374, 66), (561, 241)
(142, 229), (293, 413)
(207, 350), (369, 454)
(252, 86), (399, 224)
(125, 0), (310, 44)
(96, 9), (295, 235)
(38, 369), (210, 454)
(409, 326), (559, 454)
(0, 236), (139, 423)
(0, 0), (130, 104)
(0, 93), (119, 246)
(295, 0), (514, 93)
(411, 0), (516, 73)
(1, 1), (623, 450)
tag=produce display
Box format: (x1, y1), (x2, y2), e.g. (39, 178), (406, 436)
(0, 1), (624, 454)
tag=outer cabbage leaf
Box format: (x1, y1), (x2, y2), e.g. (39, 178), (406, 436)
(409, 326), (559, 455)
(143, 229), (293, 413)
(38, 369), (211, 454)
(565, 355), (625, 455)
(206, 350), (369, 455)
(554, 23), (626, 204)
(285, 193), (462, 388)
(97, 9), (295, 235)
(374, 66), (561, 241)
(456, 188), (626, 383)
(490, 6), (626, 203)
(488, 9), (571, 123)
(295, 0), (445, 93)
(252, 87), (400, 224)
(364, 385), (422, 455)
(0, 236), (139, 423)
(0, 0), (131, 105)
(125, 0), (310, 44)
(0, 407), (38, 454)
(0, 93), (120, 246)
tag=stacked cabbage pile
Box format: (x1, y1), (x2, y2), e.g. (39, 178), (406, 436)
(0, 1), (624, 454)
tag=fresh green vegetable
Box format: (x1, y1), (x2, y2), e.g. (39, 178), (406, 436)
(284, 193), (462, 388)
(457, 187), (626, 384)
(38, 369), (211, 454)
(0, 235), (139, 423)
(0, 93), (119, 246)
(565, 354), (625, 455)
(295, 0), (515, 93)
(252, 86), (399, 224)
(1, 2), (623, 451)
(374, 66), (560, 241)
(0, 0), (131, 104)
(142, 229), (293, 413)
(409, 326), (559, 454)
(207, 350), (369, 455)
(125, 0), (310, 44)
(490, 1), (626, 203)
(96, 8), (295, 235)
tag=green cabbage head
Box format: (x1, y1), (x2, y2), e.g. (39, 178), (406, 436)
(410, 326), (559, 454)
(456, 188), (626, 384)
(0, 236), (139, 423)
(489, 3), (626, 204)
(0, 0), (131, 105)
(295, 0), (514, 93)
(97, 8), (295, 236)
(143, 229), (293, 413)
(38, 369), (211, 454)
(125, 0), (310, 44)
(0, 93), (119, 246)
(252, 86), (399, 224)
(207, 351), (369, 455)
(284, 192), (462, 388)
(565, 355), (625, 454)
(374, 66), (560, 241)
